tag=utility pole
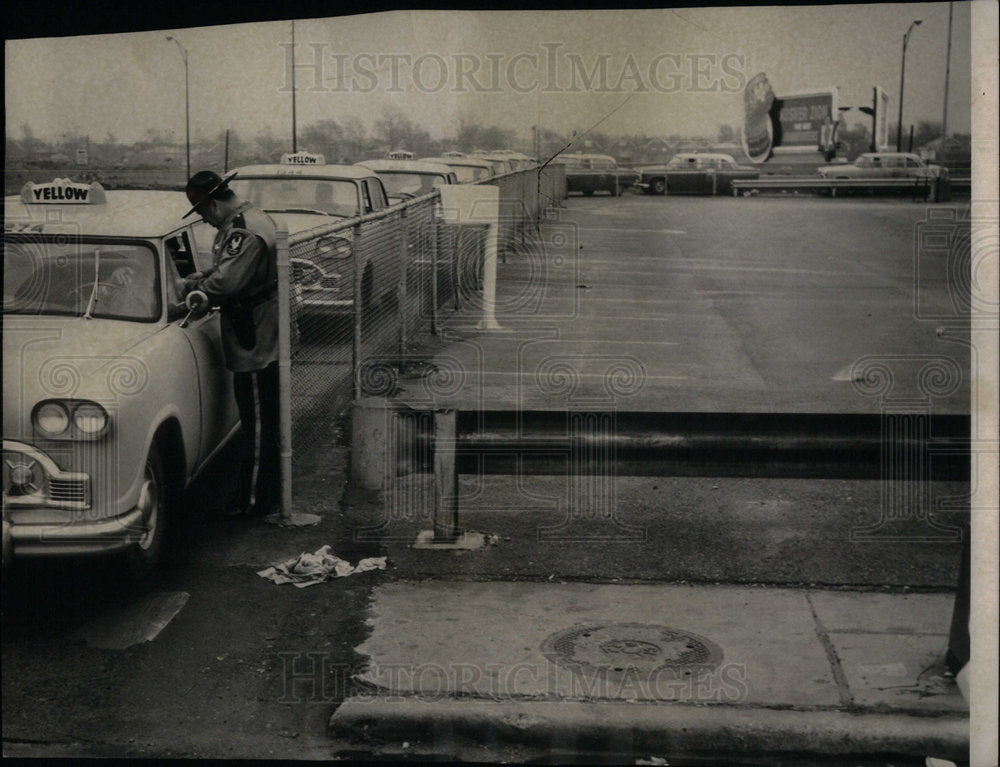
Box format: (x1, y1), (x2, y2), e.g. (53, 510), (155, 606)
(166, 36), (191, 180)
(942, 2), (954, 141)
(291, 20), (298, 153)
(896, 19), (922, 152)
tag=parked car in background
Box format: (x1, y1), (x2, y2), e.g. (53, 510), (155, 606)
(355, 159), (457, 203)
(469, 153), (514, 176)
(634, 153), (759, 195)
(224, 151), (397, 319)
(487, 150), (536, 170)
(817, 152), (947, 181)
(3, 179), (240, 576)
(555, 153), (639, 196)
(421, 156), (494, 183)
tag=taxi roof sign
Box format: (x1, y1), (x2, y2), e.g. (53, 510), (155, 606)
(281, 151), (325, 165)
(21, 178), (106, 205)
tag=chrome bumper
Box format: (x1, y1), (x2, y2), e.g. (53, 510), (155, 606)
(3, 505), (147, 562)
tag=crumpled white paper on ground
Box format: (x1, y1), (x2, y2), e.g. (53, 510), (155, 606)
(257, 545), (386, 587)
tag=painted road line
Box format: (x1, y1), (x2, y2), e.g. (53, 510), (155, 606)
(577, 260), (860, 277)
(458, 371), (689, 381)
(575, 226), (687, 235)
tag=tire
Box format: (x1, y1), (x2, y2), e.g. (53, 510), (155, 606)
(124, 441), (168, 579)
(651, 178), (666, 195)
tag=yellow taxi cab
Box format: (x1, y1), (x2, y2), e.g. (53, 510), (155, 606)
(224, 151), (396, 318)
(420, 156), (495, 184)
(3, 178), (240, 576)
(354, 159), (458, 203)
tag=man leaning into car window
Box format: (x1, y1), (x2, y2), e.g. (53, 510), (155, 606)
(179, 169), (281, 518)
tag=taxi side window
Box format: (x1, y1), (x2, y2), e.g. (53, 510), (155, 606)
(165, 231), (197, 277)
(360, 181), (374, 213)
(365, 180), (387, 211)
(163, 252), (185, 307)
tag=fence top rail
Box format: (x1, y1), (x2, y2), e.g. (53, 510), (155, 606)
(731, 177), (934, 188)
(287, 192), (441, 245)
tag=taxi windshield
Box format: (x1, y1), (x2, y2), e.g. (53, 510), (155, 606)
(230, 177), (359, 218)
(377, 172), (448, 199)
(3, 237), (161, 321)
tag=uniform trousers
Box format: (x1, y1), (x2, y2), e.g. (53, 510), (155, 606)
(231, 360), (280, 513)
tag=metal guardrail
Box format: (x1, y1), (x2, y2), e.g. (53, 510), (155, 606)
(352, 404), (970, 543)
(731, 176), (938, 199)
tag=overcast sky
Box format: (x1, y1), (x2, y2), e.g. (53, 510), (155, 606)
(5, 3), (972, 147)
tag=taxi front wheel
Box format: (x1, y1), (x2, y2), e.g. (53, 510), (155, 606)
(124, 441), (169, 579)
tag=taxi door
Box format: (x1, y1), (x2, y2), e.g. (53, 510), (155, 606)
(166, 227), (240, 468)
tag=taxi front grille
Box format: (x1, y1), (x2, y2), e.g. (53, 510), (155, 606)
(49, 478), (88, 504)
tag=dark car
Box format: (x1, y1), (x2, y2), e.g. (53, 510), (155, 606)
(556, 153), (639, 197)
(634, 153), (759, 195)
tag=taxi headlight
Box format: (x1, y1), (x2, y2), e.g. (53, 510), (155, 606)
(73, 402), (108, 435)
(35, 402), (70, 436)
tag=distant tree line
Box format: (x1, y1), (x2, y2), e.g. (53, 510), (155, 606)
(5, 116), (971, 175)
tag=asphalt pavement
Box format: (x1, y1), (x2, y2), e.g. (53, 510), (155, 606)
(324, 195), (973, 763)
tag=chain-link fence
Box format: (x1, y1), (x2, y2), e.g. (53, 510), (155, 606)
(284, 166), (563, 458)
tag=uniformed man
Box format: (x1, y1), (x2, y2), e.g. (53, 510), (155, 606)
(181, 170), (280, 517)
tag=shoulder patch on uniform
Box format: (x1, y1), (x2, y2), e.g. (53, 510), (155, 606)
(226, 231), (246, 255)
(233, 213), (246, 229)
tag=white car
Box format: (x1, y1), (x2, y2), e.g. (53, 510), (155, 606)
(3, 179), (240, 575)
(354, 159), (457, 203)
(817, 152), (947, 181)
(420, 156), (494, 184)
(226, 152), (398, 318)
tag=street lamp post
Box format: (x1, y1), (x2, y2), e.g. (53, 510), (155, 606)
(166, 36), (190, 181)
(896, 19), (922, 152)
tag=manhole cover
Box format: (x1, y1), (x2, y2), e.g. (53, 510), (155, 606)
(542, 623), (723, 680)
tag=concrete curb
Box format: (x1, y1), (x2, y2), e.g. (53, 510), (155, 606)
(330, 697), (969, 761)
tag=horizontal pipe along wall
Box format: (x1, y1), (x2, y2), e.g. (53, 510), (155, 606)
(361, 407), (970, 543)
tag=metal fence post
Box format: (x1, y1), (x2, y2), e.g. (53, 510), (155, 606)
(430, 211), (439, 335)
(268, 220), (319, 527)
(352, 222), (363, 401)
(397, 207), (409, 362)
(432, 409), (459, 542)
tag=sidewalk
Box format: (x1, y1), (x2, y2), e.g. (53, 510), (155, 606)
(329, 580), (966, 761)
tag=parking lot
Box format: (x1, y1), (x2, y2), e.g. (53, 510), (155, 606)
(2, 191), (973, 761)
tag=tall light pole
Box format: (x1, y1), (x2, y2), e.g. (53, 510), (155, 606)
(896, 19), (922, 152)
(166, 35), (190, 180)
(942, 2), (953, 141)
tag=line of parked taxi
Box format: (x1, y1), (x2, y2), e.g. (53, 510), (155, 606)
(1, 149), (534, 576)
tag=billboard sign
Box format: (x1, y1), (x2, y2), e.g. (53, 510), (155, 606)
(742, 75), (840, 163)
(771, 88), (839, 155)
